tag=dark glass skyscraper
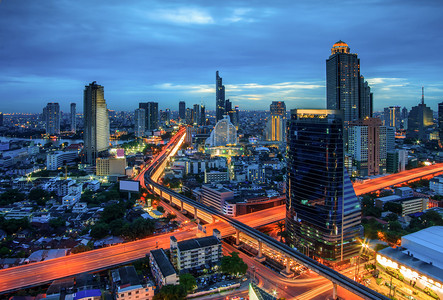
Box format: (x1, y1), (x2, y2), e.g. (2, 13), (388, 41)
(139, 102), (158, 131)
(216, 71), (225, 122)
(84, 82), (110, 165)
(407, 88), (433, 140)
(326, 41), (372, 123)
(179, 101), (186, 121)
(70, 103), (76, 133)
(286, 109), (361, 265)
(439, 102), (443, 143)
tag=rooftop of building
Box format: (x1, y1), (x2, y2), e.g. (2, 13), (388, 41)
(379, 247), (443, 283)
(249, 282), (276, 300)
(402, 226), (443, 257)
(176, 235), (220, 252)
(112, 265), (140, 287)
(150, 249), (176, 277)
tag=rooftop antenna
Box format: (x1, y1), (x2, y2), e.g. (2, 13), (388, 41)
(422, 86), (424, 105)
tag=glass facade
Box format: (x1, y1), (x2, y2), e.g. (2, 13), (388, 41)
(286, 109), (362, 264)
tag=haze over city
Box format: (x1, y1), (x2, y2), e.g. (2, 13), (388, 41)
(1, 0), (443, 112)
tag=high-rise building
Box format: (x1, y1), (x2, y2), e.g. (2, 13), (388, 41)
(43, 103), (60, 135)
(348, 118), (384, 176)
(179, 101), (186, 121)
(266, 101), (286, 142)
(216, 71), (226, 122)
(83, 81), (110, 165)
(160, 108), (171, 126)
(438, 102), (443, 142)
(70, 103), (76, 133)
(200, 105), (206, 126)
(286, 109), (361, 264)
(134, 108), (145, 138)
(383, 106), (401, 129)
(359, 76), (373, 119)
(326, 41), (372, 123)
(407, 88), (434, 140)
(193, 104), (200, 125)
(0, 112), (3, 127)
(401, 107), (409, 129)
(185, 107), (192, 125)
(139, 102), (158, 131)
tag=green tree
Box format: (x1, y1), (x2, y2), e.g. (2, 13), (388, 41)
(109, 218), (127, 236)
(165, 213), (176, 221)
(49, 217), (65, 229)
(153, 284), (186, 300)
(179, 273), (196, 293)
(384, 213), (398, 222)
(157, 206), (165, 213)
(71, 243), (93, 254)
(101, 203), (125, 223)
(384, 202), (402, 215)
(388, 221), (402, 232)
(0, 189), (25, 205)
(0, 246), (11, 257)
(29, 188), (50, 206)
(90, 223), (109, 239)
(221, 251), (248, 276)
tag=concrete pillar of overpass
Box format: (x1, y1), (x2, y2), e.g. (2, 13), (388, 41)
(254, 241), (266, 262)
(194, 207), (198, 219)
(180, 201), (184, 212)
(332, 282), (338, 300)
(234, 229), (241, 248)
(280, 256), (293, 278)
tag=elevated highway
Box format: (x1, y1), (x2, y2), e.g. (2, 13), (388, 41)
(144, 127), (389, 300)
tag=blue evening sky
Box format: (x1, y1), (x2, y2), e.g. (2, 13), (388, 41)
(0, 0), (442, 113)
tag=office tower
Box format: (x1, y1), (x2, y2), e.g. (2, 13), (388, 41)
(70, 103), (76, 133)
(193, 104), (200, 125)
(200, 105), (206, 126)
(43, 102), (60, 135)
(205, 115), (237, 147)
(266, 101), (286, 142)
(134, 108), (146, 137)
(234, 106), (239, 127)
(139, 102), (158, 131)
(0, 112), (3, 126)
(286, 109), (361, 264)
(185, 107), (192, 125)
(326, 41), (372, 123)
(401, 107), (409, 130)
(83, 81), (110, 165)
(225, 99), (232, 113)
(359, 76), (373, 119)
(179, 101), (186, 121)
(216, 71), (226, 122)
(439, 102), (443, 142)
(348, 118), (384, 176)
(165, 108), (171, 125)
(383, 106), (401, 129)
(225, 100), (239, 129)
(407, 88), (434, 140)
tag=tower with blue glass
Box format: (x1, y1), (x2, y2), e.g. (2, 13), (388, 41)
(285, 109), (362, 265)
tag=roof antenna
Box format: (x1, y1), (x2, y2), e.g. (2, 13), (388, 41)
(422, 86), (424, 105)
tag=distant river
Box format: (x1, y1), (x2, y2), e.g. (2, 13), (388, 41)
(0, 137), (128, 147)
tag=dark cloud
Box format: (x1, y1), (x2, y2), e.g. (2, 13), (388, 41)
(0, 0), (442, 113)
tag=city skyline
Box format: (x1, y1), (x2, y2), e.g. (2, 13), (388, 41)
(1, 1), (443, 113)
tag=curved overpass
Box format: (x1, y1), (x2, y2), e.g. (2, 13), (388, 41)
(145, 128), (389, 300)
(353, 163), (443, 195)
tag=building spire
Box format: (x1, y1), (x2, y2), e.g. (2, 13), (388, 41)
(422, 86), (424, 104)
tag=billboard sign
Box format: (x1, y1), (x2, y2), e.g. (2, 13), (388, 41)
(119, 180), (140, 192)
